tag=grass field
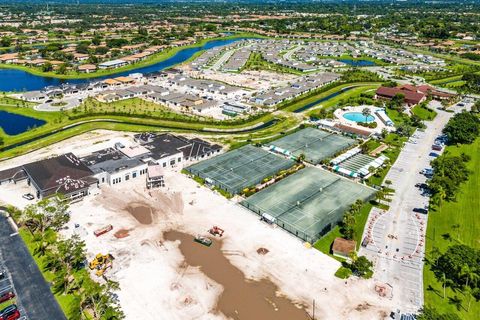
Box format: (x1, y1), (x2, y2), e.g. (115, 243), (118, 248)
(412, 104), (437, 121)
(316, 54), (389, 66)
(243, 52), (303, 75)
(423, 138), (480, 319)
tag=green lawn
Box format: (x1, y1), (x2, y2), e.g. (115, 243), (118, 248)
(276, 82), (380, 114)
(385, 107), (410, 126)
(423, 138), (480, 319)
(316, 54), (389, 66)
(243, 52), (303, 75)
(412, 104), (437, 121)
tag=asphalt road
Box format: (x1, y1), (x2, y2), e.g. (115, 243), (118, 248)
(0, 213), (66, 320)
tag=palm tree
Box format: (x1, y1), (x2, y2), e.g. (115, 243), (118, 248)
(362, 107), (372, 123)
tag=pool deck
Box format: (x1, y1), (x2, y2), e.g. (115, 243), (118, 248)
(333, 105), (396, 135)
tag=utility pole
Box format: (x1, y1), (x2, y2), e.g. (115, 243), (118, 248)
(312, 299), (316, 320)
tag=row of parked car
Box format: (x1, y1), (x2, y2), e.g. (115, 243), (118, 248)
(0, 267), (21, 320)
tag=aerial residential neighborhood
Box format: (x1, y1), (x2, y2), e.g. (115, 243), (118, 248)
(0, 1), (479, 320)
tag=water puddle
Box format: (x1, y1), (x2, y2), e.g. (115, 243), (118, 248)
(164, 231), (309, 320)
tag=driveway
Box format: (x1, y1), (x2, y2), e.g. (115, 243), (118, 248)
(0, 213), (66, 320)
(359, 104), (465, 313)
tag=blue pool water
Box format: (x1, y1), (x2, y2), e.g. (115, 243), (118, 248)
(0, 37), (250, 92)
(0, 111), (46, 135)
(343, 112), (375, 123)
(339, 59), (376, 67)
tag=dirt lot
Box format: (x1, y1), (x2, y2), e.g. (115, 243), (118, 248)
(184, 68), (297, 91)
(59, 169), (394, 320)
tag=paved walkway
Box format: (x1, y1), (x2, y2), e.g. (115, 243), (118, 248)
(359, 104), (466, 313)
(0, 212), (66, 320)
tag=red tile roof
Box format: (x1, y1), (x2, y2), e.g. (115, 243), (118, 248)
(376, 87), (425, 105)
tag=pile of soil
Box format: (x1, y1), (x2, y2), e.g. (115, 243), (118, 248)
(257, 248), (269, 255)
(126, 204), (153, 225)
(114, 229), (131, 239)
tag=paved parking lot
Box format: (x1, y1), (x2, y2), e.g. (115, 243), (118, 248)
(359, 104), (466, 313)
(0, 260), (27, 320)
(0, 211), (66, 320)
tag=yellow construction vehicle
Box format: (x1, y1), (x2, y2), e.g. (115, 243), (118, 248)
(89, 253), (114, 277)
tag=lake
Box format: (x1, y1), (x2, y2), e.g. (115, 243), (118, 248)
(0, 37), (249, 92)
(339, 59), (376, 67)
(0, 111), (46, 135)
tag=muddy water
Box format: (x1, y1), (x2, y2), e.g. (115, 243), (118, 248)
(125, 204), (153, 224)
(164, 231), (309, 320)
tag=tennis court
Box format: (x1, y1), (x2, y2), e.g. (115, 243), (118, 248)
(186, 144), (295, 194)
(241, 167), (375, 243)
(268, 127), (357, 164)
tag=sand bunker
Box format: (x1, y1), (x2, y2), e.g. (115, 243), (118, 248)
(165, 231), (309, 320)
(125, 204), (153, 225)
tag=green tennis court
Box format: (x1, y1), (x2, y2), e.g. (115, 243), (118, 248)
(241, 167), (375, 243)
(186, 144), (295, 194)
(268, 127), (357, 164)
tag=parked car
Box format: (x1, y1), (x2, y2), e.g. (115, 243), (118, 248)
(22, 193), (34, 200)
(429, 152), (440, 158)
(0, 304), (20, 320)
(415, 183), (428, 189)
(419, 168), (433, 175)
(0, 292), (15, 304)
(432, 144), (442, 151)
(413, 208), (428, 214)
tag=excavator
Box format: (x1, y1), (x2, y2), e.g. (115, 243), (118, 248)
(208, 226), (224, 237)
(89, 253), (114, 277)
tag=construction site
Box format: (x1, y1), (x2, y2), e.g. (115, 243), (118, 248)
(0, 130), (396, 320)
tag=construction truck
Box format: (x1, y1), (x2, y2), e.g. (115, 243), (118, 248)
(89, 253), (114, 277)
(208, 226), (224, 237)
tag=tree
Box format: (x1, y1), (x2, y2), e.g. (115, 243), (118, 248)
(42, 62), (53, 72)
(342, 212), (356, 240)
(428, 153), (470, 204)
(350, 255), (373, 278)
(443, 111), (480, 144)
(433, 245), (480, 291)
(57, 63), (68, 75)
(0, 37), (12, 47)
(361, 107), (372, 123)
(0, 136), (4, 146)
(416, 306), (461, 320)
(21, 195), (70, 234)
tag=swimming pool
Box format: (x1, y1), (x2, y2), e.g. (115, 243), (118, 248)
(343, 112), (375, 123)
